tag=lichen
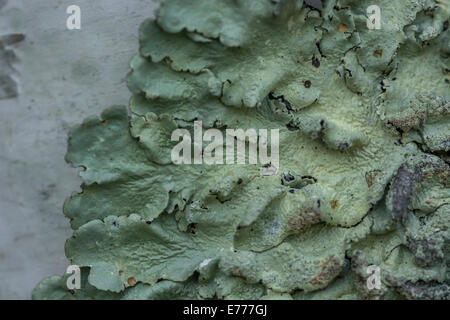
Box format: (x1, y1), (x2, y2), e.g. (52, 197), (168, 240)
(33, 0), (449, 300)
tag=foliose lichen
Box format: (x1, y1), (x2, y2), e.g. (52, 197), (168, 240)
(33, 0), (449, 300)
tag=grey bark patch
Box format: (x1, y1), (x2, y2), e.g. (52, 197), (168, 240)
(0, 0), (7, 10)
(0, 47), (18, 70)
(0, 74), (18, 99)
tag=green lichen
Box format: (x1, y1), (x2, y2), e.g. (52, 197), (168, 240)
(33, 0), (449, 300)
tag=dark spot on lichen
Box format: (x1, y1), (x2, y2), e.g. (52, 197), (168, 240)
(338, 142), (349, 150)
(286, 123), (299, 131)
(304, 80), (312, 88)
(282, 172), (296, 185)
(188, 223), (197, 235)
(237, 178), (243, 184)
(312, 56), (320, 68)
(305, 0), (323, 11)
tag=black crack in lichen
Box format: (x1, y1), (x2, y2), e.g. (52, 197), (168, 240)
(305, 0), (323, 11)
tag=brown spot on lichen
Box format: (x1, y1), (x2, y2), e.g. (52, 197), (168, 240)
(232, 266), (242, 277)
(309, 256), (342, 287)
(365, 170), (380, 187)
(330, 199), (339, 210)
(373, 49), (383, 58)
(127, 277), (137, 286)
(338, 23), (347, 32)
(389, 114), (425, 132)
(287, 208), (321, 232)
